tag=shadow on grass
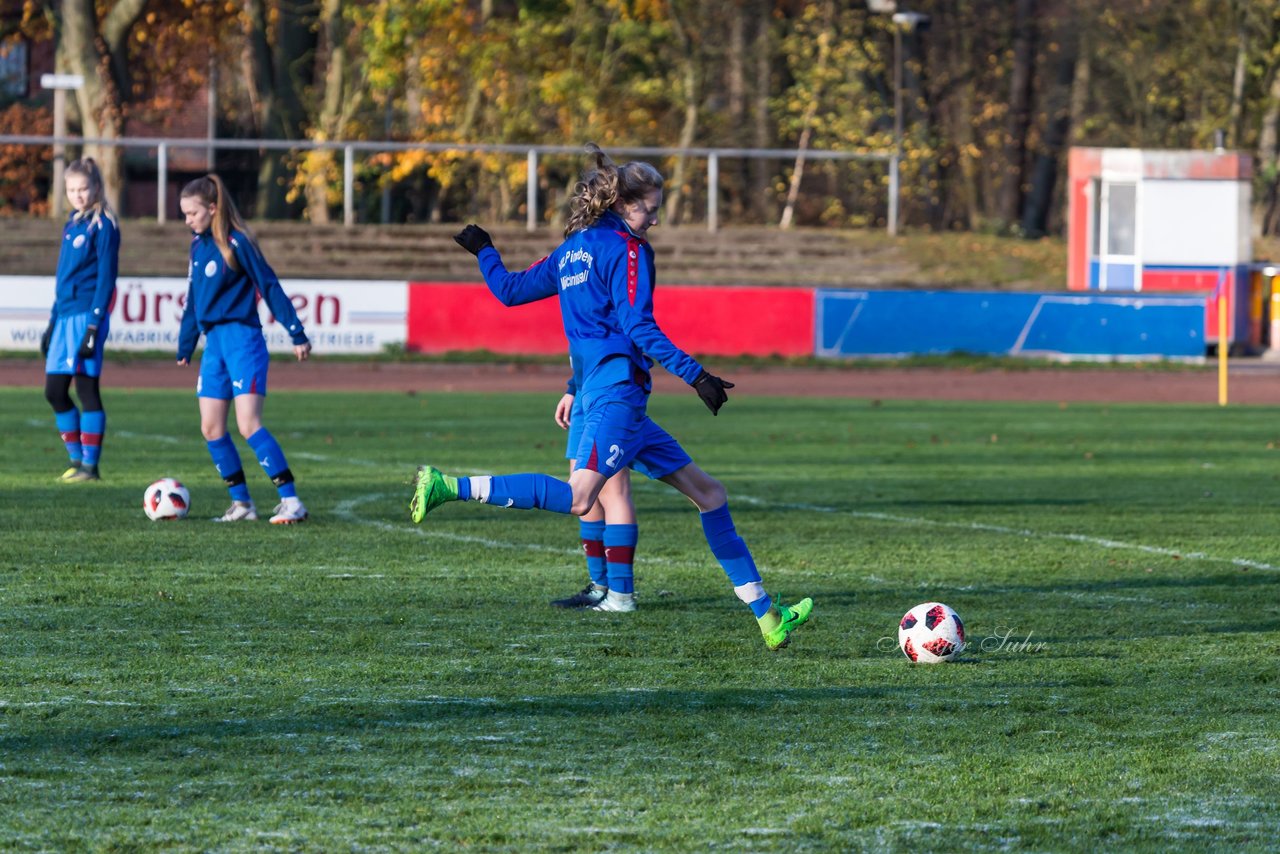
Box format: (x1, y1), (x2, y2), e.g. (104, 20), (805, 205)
(0, 679), (1101, 760)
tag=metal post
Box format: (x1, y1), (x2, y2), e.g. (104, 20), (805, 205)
(206, 59), (217, 171)
(890, 23), (902, 236)
(707, 152), (719, 233)
(52, 88), (66, 219)
(157, 142), (168, 223)
(527, 148), (538, 231)
(343, 145), (354, 227)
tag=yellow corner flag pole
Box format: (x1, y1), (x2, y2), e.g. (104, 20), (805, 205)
(1218, 269), (1228, 406)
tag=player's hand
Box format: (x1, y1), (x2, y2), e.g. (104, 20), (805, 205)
(77, 324), (99, 359)
(555, 393), (574, 430)
(691, 370), (734, 415)
(454, 224), (493, 256)
(294, 341), (312, 362)
(39, 321), (54, 357)
(177, 357), (189, 367)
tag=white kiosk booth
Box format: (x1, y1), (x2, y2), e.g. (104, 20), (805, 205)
(1066, 147), (1255, 349)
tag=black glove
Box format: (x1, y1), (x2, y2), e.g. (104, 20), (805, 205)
(77, 324), (99, 360)
(454, 224), (494, 257)
(40, 321), (54, 357)
(692, 370), (734, 415)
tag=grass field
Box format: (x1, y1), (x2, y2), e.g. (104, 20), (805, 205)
(2, 386), (1278, 851)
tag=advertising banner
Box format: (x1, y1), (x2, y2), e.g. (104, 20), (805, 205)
(0, 277), (408, 355)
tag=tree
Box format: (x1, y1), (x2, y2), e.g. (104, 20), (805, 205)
(59, 0), (149, 208)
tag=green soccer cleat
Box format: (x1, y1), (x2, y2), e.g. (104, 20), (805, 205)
(62, 463), (100, 483)
(758, 597), (814, 651)
(410, 465), (458, 523)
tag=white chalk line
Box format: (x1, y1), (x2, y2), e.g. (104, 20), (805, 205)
(733, 495), (1280, 572)
(25, 417), (1277, 572)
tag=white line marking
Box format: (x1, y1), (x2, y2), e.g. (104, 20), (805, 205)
(733, 495), (1280, 572)
(331, 493), (699, 568)
(27, 399), (1271, 573)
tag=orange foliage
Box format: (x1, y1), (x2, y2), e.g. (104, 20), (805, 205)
(0, 103), (52, 215)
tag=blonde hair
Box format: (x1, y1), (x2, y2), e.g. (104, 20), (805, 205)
(66, 158), (117, 229)
(565, 142), (664, 237)
(180, 173), (256, 272)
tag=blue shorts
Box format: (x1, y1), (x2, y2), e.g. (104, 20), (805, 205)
(565, 394), (587, 460)
(197, 322), (270, 399)
(45, 312), (110, 377)
(570, 381), (692, 481)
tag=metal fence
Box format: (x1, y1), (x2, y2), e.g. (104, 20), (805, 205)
(0, 134), (897, 233)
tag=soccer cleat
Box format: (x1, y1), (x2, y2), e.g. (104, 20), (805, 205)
(409, 465), (457, 523)
(213, 500), (258, 522)
(62, 463), (100, 482)
(550, 582), (609, 608)
(59, 462), (83, 481)
(758, 597), (814, 651)
(590, 591), (637, 612)
(269, 497), (309, 525)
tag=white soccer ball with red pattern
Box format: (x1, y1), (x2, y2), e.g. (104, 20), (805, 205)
(898, 602), (965, 663)
(143, 478), (191, 521)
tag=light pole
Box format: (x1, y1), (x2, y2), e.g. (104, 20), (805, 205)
(40, 72), (84, 219)
(867, 1), (928, 236)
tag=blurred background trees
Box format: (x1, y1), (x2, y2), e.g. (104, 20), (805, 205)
(2, 0), (1280, 234)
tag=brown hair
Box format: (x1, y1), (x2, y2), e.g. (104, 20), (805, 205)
(564, 142), (664, 236)
(65, 158), (117, 229)
(180, 173), (256, 272)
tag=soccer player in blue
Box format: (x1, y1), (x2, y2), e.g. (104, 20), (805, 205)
(412, 144), (813, 650)
(41, 158), (119, 482)
(176, 174), (312, 524)
(551, 363), (639, 612)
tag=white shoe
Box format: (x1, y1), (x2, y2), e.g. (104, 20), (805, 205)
(270, 497), (309, 525)
(590, 591), (637, 612)
(213, 500), (258, 522)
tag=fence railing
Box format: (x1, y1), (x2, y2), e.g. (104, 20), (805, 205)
(0, 134), (896, 233)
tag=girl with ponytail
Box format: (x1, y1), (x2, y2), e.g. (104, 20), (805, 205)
(176, 174), (313, 524)
(547, 144), (664, 611)
(41, 157), (120, 482)
(412, 144), (815, 650)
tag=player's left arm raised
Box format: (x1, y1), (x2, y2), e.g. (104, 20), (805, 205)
(454, 224), (559, 307)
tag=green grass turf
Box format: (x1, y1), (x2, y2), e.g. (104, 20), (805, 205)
(1, 387), (1278, 851)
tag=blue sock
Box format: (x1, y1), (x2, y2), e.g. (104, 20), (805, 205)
(247, 428), (297, 499)
(55, 408), (81, 463)
(475, 473), (573, 513)
(604, 523), (637, 594)
(580, 519), (607, 586)
(207, 435), (251, 503)
(701, 503), (771, 615)
(80, 410), (105, 466)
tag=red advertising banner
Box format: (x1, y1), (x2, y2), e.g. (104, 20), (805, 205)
(407, 282), (814, 357)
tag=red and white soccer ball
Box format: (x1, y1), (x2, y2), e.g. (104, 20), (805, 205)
(143, 478), (191, 521)
(898, 602), (965, 663)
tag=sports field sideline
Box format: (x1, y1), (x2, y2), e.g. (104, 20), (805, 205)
(5, 355), (1280, 403)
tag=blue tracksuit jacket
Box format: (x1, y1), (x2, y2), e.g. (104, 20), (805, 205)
(177, 229), (309, 362)
(477, 211), (703, 399)
(51, 212), (119, 323)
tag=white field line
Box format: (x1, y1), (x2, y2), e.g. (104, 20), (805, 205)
(732, 495), (1280, 572)
(333, 492), (708, 569)
(337, 485), (1279, 574)
(0, 697), (141, 708)
(26, 417), (1276, 572)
